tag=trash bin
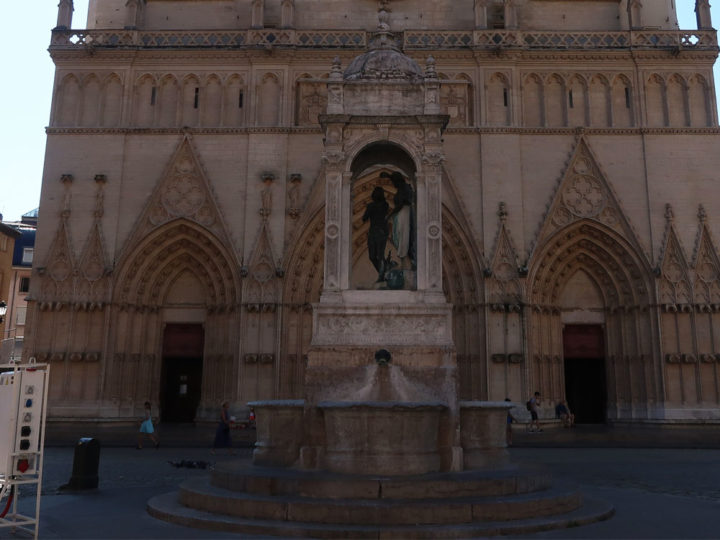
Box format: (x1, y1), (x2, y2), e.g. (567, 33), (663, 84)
(66, 437), (100, 490)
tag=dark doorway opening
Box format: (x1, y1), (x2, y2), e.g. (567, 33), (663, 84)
(563, 324), (607, 424)
(161, 323), (204, 422)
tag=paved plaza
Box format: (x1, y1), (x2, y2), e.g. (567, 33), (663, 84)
(2, 428), (719, 539)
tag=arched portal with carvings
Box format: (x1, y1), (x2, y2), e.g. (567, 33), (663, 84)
(279, 167), (486, 400)
(108, 219), (241, 420)
(527, 221), (658, 422)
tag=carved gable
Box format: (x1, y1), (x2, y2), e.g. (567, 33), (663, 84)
(121, 135), (233, 258)
(658, 208), (692, 305)
(693, 208), (720, 305)
(488, 203), (521, 303)
(531, 137), (643, 257)
(246, 222), (280, 304)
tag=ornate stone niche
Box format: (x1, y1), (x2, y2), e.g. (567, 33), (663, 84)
(307, 16), (454, 413)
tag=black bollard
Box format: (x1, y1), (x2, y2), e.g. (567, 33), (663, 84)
(62, 437), (100, 490)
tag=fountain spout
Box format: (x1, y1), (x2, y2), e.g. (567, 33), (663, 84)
(374, 348), (392, 367)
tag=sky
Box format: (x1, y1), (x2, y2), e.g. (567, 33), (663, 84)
(0, 1), (717, 222)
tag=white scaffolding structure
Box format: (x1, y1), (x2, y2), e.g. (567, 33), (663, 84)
(0, 359), (49, 539)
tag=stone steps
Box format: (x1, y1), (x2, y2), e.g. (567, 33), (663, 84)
(148, 490), (615, 539)
(179, 477), (583, 525)
(211, 462), (552, 499)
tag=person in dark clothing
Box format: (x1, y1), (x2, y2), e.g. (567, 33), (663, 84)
(362, 186), (390, 281)
(555, 400), (575, 428)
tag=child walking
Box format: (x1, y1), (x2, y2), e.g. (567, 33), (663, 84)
(137, 401), (159, 449)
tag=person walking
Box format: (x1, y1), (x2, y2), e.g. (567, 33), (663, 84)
(528, 391), (542, 432)
(137, 401), (159, 449)
(504, 398), (517, 446)
(211, 401), (234, 455)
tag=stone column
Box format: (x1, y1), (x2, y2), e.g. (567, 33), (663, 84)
(696, 0), (712, 30)
(420, 148), (444, 293)
(281, 0), (295, 28)
(321, 145), (344, 292)
(56, 0), (73, 30)
(321, 58), (346, 294)
(251, 0), (264, 29)
(124, 0), (146, 30)
(474, 0), (490, 29)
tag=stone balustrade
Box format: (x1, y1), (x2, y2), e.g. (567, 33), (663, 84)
(49, 28), (717, 51)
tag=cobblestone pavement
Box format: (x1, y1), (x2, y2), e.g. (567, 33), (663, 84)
(2, 446), (719, 538)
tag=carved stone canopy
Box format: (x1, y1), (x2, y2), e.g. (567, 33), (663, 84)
(343, 9), (422, 82)
(344, 48), (423, 82)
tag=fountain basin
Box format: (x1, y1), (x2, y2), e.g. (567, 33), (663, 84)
(459, 401), (515, 469)
(318, 401), (447, 475)
(249, 400), (305, 467)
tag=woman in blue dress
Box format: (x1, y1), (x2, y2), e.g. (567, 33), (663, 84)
(137, 401), (159, 449)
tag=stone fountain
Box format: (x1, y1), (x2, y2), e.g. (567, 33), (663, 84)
(147, 11), (614, 536)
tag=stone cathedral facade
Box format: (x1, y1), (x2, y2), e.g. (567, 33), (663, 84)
(28, 0), (720, 425)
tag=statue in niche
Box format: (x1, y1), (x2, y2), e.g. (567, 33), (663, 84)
(382, 171), (416, 271)
(362, 186), (390, 282)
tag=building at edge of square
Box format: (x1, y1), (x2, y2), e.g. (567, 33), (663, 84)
(27, 0), (720, 426)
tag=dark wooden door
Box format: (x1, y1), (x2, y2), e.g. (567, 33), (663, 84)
(161, 324), (204, 422)
(563, 324), (607, 424)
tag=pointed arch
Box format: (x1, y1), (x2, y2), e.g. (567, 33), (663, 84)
(157, 74), (180, 127)
(611, 74), (634, 127)
(487, 72), (511, 126)
(645, 74), (668, 127)
(202, 74), (222, 127)
(567, 75), (588, 128)
(181, 74), (201, 127)
(688, 74), (711, 128)
(224, 74), (246, 127)
(693, 220), (720, 305)
(56, 74), (81, 126)
(526, 137), (657, 418)
(522, 73), (544, 127)
(589, 74), (610, 127)
(101, 73), (123, 127)
(133, 74), (156, 126)
(80, 74), (101, 127)
(545, 74), (566, 127)
(667, 74), (689, 127)
(658, 222), (692, 306)
(257, 72), (281, 126)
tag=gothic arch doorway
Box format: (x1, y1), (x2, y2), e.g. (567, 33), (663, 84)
(109, 220), (241, 420)
(528, 221), (656, 421)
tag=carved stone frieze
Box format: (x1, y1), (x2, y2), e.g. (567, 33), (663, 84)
(312, 303), (453, 347)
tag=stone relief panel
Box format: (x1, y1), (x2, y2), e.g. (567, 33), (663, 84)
(439, 75), (472, 127)
(295, 79), (328, 126)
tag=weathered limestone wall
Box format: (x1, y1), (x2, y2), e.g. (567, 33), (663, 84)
(86, 0), (679, 32)
(34, 1), (720, 424)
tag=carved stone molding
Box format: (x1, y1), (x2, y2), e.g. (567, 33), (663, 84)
(312, 302), (454, 348)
